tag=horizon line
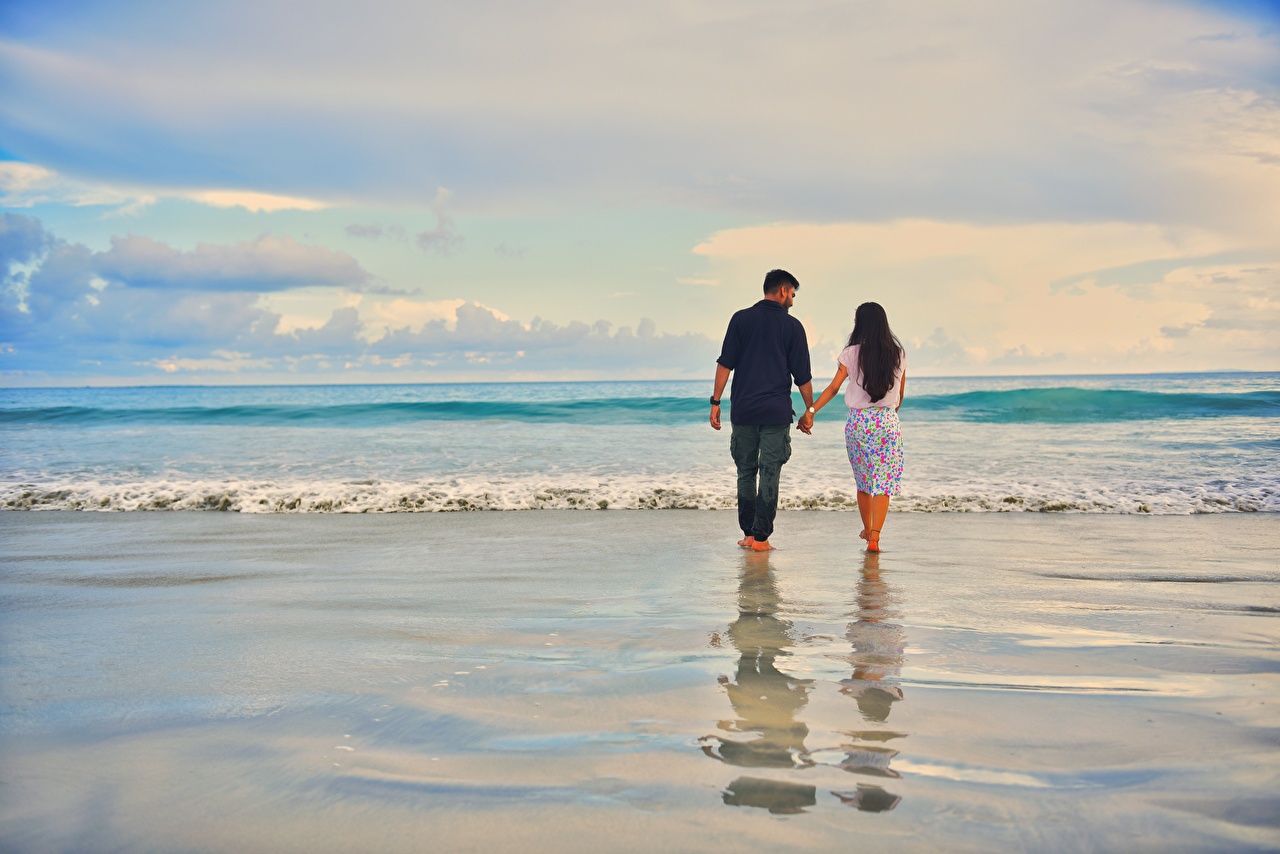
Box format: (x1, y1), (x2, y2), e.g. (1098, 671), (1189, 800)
(2, 368), (1277, 392)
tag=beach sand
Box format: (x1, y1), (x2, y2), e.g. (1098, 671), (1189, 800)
(1, 511), (1277, 852)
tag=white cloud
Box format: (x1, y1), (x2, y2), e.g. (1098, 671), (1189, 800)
(94, 234), (368, 291)
(0, 161), (154, 210)
(367, 302), (710, 371)
(0, 161), (327, 214)
(361, 297), (467, 335)
(141, 350), (274, 373)
(184, 189), (326, 212)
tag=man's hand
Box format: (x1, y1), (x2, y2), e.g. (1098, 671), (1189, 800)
(710, 403), (722, 431)
(796, 412), (813, 435)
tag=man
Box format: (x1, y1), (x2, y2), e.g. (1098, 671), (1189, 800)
(710, 269), (814, 551)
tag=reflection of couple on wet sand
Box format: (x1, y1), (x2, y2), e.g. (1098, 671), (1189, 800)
(711, 270), (907, 553)
(700, 552), (906, 814)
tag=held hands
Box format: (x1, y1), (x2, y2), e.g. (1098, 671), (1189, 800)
(796, 411), (814, 435)
(710, 403), (721, 431)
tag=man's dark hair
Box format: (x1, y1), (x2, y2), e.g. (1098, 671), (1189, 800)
(762, 269), (799, 295)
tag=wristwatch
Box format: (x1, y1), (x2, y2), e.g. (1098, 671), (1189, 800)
(807, 406), (816, 414)
(710, 397), (721, 406)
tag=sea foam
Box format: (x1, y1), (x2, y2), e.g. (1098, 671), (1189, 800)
(4, 478), (1274, 514)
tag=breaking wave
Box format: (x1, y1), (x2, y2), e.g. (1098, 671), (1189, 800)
(3, 479), (1275, 514)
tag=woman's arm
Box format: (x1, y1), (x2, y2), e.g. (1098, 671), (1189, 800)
(813, 362), (849, 414)
(896, 373), (907, 412)
(798, 362), (848, 432)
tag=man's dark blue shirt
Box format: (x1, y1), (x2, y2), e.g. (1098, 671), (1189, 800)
(717, 299), (812, 425)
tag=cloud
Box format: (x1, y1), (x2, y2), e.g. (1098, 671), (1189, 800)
(345, 223), (407, 241)
(1, 0), (1276, 231)
(1, 216), (716, 380)
(140, 350), (275, 374)
(0, 161), (326, 214)
(0, 161), (155, 211)
(93, 234), (369, 291)
(416, 188), (462, 255)
(368, 302), (710, 371)
(493, 242), (526, 259)
(183, 189), (326, 212)
(0, 211), (55, 267)
(696, 217), (1278, 373)
(361, 297), (467, 334)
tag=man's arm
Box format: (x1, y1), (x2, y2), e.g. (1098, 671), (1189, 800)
(788, 321), (814, 433)
(711, 313), (740, 432)
(710, 363), (731, 431)
(795, 381), (815, 433)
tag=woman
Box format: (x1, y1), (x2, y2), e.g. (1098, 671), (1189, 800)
(798, 302), (906, 552)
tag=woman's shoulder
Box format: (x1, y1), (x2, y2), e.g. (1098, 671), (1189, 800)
(838, 343), (858, 365)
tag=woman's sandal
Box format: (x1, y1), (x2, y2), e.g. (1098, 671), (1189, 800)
(867, 529), (881, 553)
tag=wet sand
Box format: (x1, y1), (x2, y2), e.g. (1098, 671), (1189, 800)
(1, 512), (1278, 852)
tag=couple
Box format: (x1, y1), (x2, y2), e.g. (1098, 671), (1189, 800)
(709, 269), (907, 553)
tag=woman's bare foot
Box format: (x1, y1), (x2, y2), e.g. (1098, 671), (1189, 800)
(867, 529), (881, 553)
(750, 539), (776, 551)
(859, 528), (870, 541)
(737, 535), (755, 548)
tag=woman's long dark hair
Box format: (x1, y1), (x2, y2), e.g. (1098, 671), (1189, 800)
(847, 302), (902, 404)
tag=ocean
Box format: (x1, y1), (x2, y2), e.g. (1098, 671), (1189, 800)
(2, 372), (1277, 514)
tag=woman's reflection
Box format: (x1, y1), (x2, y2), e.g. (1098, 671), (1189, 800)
(830, 551), (905, 811)
(841, 551), (905, 718)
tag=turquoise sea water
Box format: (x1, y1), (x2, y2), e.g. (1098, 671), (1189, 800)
(1, 372), (1277, 513)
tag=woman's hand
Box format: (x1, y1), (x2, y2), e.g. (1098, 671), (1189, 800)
(796, 412), (814, 434)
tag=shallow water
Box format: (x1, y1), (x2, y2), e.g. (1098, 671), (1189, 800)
(1, 512), (1278, 852)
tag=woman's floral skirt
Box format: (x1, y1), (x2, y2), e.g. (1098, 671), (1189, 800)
(845, 407), (904, 497)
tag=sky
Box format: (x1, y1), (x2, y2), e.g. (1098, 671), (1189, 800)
(1, 0), (1278, 385)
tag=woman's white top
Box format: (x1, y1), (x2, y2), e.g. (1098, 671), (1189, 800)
(838, 344), (907, 410)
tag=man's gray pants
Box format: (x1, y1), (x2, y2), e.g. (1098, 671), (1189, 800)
(730, 423), (792, 542)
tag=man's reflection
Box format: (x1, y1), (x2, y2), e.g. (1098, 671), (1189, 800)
(831, 551), (905, 811)
(701, 556), (813, 771)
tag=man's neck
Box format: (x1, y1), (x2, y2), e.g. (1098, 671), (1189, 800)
(762, 293), (788, 307)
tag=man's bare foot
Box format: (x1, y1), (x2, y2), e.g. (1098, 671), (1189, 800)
(750, 539), (776, 551)
(737, 535), (755, 548)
